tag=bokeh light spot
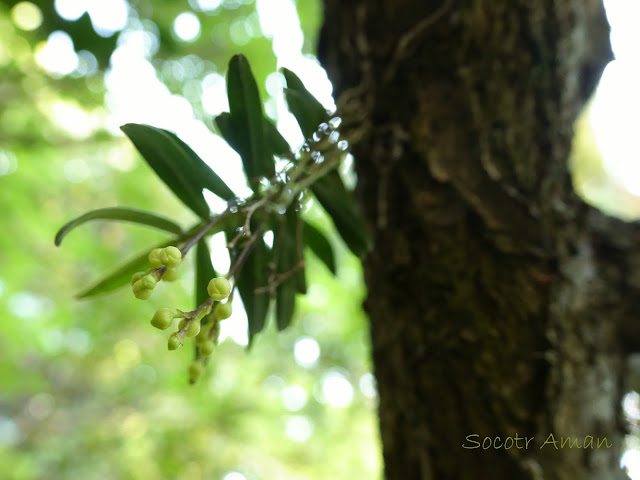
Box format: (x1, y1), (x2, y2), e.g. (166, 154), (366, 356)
(173, 12), (201, 42)
(54, 0), (85, 21)
(359, 372), (378, 399)
(8, 292), (50, 320)
(0, 150), (18, 176)
(191, 0), (223, 12)
(321, 370), (354, 408)
(0, 417), (20, 446)
(66, 327), (92, 355)
(294, 337), (320, 367)
(11, 2), (42, 31)
(35, 31), (78, 77)
(222, 472), (247, 480)
(285, 415), (313, 442)
(64, 158), (90, 183)
(282, 385), (308, 411)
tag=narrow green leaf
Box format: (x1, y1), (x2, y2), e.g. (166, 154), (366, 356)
(229, 231), (270, 338)
(76, 239), (176, 298)
(162, 128), (236, 201)
(281, 68), (307, 93)
(218, 113), (291, 160)
(121, 124), (235, 220)
(263, 118), (291, 157)
(294, 215), (307, 294)
(195, 239), (217, 308)
(284, 89), (328, 140)
(274, 208), (303, 330)
(215, 113), (241, 154)
(303, 220), (336, 274)
(226, 54), (275, 185)
(55, 207), (183, 246)
(281, 68), (328, 139)
(311, 171), (371, 257)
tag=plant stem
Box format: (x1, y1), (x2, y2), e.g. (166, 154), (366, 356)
(180, 208), (230, 257)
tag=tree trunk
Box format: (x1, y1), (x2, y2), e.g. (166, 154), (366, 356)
(320, 1), (640, 478)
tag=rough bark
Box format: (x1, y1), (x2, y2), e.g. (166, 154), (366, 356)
(319, 1), (640, 479)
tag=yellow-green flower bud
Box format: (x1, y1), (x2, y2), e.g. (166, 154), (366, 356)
(213, 301), (233, 320)
(196, 324), (210, 344)
(189, 362), (204, 384)
(164, 246), (182, 268)
(141, 275), (157, 290)
(207, 277), (231, 301)
(132, 274), (156, 299)
(163, 267), (179, 282)
(131, 271), (146, 285)
(133, 288), (153, 300)
(151, 308), (175, 330)
(186, 319), (201, 337)
(178, 318), (201, 337)
(199, 340), (215, 357)
(168, 334), (181, 350)
(148, 248), (164, 268)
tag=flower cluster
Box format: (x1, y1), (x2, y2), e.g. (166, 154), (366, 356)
(131, 246), (183, 300)
(128, 245), (239, 383)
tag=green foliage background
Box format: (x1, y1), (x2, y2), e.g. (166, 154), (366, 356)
(0, 1), (380, 478)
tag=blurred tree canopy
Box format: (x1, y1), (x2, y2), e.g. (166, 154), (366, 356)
(0, 1), (381, 479)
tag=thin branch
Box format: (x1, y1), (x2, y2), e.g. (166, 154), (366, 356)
(227, 223), (264, 279)
(180, 208), (230, 257)
(254, 261), (305, 295)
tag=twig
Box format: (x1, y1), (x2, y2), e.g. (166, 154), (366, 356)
(180, 208), (230, 257)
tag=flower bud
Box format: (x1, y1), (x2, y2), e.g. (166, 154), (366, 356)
(140, 275), (157, 290)
(199, 340), (215, 357)
(132, 275), (156, 299)
(178, 318), (201, 337)
(189, 362), (204, 384)
(163, 267), (179, 282)
(213, 301), (233, 320)
(148, 248), (164, 268)
(196, 324), (210, 344)
(131, 271), (146, 285)
(185, 319), (201, 337)
(168, 334), (181, 350)
(151, 308), (175, 330)
(207, 277), (231, 301)
(133, 288), (153, 300)
(164, 246), (182, 268)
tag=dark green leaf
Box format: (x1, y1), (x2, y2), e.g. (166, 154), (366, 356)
(294, 215), (307, 294)
(311, 171), (371, 257)
(218, 113), (291, 160)
(121, 124), (235, 220)
(55, 207), (183, 246)
(263, 118), (291, 157)
(284, 89), (328, 140)
(162, 128), (236, 201)
(195, 239), (217, 308)
(226, 54), (275, 185)
(215, 112), (241, 153)
(303, 220), (336, 274)
(274, 208), (304, 330)
(76, 239), (177, 298)
(281, 68), (328, 139)
(231, 233), (270, 338)
(281, 68), (307, 93)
